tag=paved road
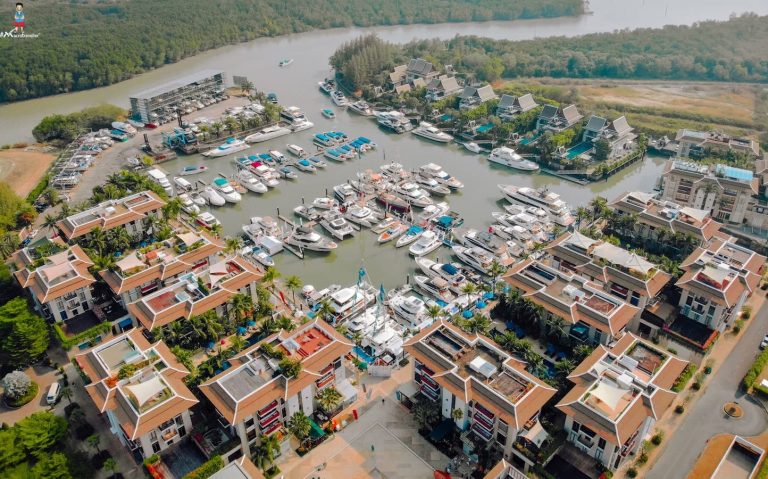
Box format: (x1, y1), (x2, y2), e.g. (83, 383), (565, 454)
(648, 298), (768, 479)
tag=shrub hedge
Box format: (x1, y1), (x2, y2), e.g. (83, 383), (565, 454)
(743, 348), (768, 390)
(184, 455), (223, 479)
(672, 364), (697, 392)
(54, 322), (111, 349)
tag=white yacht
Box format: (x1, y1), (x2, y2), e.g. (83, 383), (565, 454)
(311, 197), (335, 210)
(199, 186), (225, 206)
(333, 183), (357, 203)
(348, 100), (373, 116)
(498, 184), (575, 227)
(372, 217), (399, 234)
(293, 204), (322, 222)
(451, 245), (497, 275)
(394, 183), (433, 208)
(413, 275), (455, 303)
(492, 224), (534, 249)
(414, 176), (451, 196)
(412, 122), (453, 143)
(245, 162), (280, 188)
(280, 106), (309, 126)
(488, 147), (539, 171)
(249, 216), (282, 237)
(211, 177), (241, 203)
(146, 168), (174, 196)
(389, 295), (430, 330)
(173, 176), (193, 192)
(327, 285), (375, 323)
(347, 306), (382, 335)
(290, 119), (315, 132)
(235, 169), (268, 193)
(319, 210), (355, 240)
(409, 230), (442, 257)
(330, 90), (349, 107)
(463, 142), (483, 154)
(177, 193), (200, 215)
(455, 228), (509, 258)
(344, 204), (379, 228)
(318, 80), (335, 95)
(284, 226), (337, 253)
(375, 111), (413, 133)
(202, 138), (250, 157)
(416, 258), (473, 295)
(419, 163), (463, 189)
(245, 125), (291, 143)
(395, 226), (423, 248)
(415, 202), (449, 226)
(196, 212), (220, 229)
(269, 150), (286, 163)
(377, 222), (408, 243)
(287, 144), (306, 157)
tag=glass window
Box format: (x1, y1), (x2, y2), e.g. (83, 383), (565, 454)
(151, 441), (161, 453)
(178, 425), (186, 438)
(598, 437), (606, 450)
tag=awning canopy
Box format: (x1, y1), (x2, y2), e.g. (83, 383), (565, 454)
(521, 420), (549, 448)
(125, 375), (166, 407)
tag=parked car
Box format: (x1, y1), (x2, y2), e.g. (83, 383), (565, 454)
(760, 334), (768, 350)
(46, 382), (61, 405)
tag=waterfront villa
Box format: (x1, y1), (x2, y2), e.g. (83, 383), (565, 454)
(75, 330), (198, 459)
(536, 104), (583, 132)
(496, 94), (538, 121)
(56, 190), (166, 242)
(404, 321), (556, 473)
(426, 75), (463, 101)
(609, 191), (723, 243)
(668, 236), (764, 348)
(675, 129), (760, 159)
(389, 58), (439, 92)
(199, 320), (353, 460)
(126, 253), (263, 331)
(12, 241), (96, 323)
(100, 226), (224, 309)
(557, 333), (688, 471)
(459, 85), (497, 110)
(581, 115), (637, 157)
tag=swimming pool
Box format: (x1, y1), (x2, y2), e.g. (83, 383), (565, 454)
(353, 346), (375, 364)
(565, 142), (593, 159)
(716, 164), (753, 182)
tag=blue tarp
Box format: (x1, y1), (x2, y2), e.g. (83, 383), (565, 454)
(237, 327), (247, 335)
(441, 263), (458, 275)
(462, 310), (473, 319)
(476, 300), (487, 309)
(358, 136), (371, 144)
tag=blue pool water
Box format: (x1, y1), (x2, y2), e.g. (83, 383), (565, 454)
(353, 346), (375, 364)
(565, 142), (593, 159)
(716, 164), (753, 182)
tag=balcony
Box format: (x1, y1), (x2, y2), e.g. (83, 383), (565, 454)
(258, 399), (278, 418)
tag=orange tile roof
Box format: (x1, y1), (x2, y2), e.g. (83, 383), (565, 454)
(13, 244), (96, 303)
(57, 191), (166, 240)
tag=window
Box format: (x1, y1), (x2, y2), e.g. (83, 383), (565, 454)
(572, 421), (581, 433)
(149, 431), (158, 441)
(175, 415), (184, 426)
(630, 292), (640, 307)
(598, 438), (606, 450)
(151, 441), (161, 453)
(245, 418), (254, 429)
(685, 295), (693, 306)
(178, 425), (186, 438)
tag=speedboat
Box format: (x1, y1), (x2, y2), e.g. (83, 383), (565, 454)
(413, 275), (455, 303)
(488, 147), (539, 171)
(202, 138), (250, 157)
(319, 210), (355, 240)
(250, 216), (282, 237)
(267, 93), (278, 104)
(372, 216), (399, 234)
(414, 176), (451, 196)
(344, 205), (379, 228)
(279, 58), (293, 67)
(294, 159), (317, 173)
(498, 184), (574, 227)
(269, 150), (287, 163)
(312, 197), (335, 210)
(196, 212), (220, 229)
(278, 166), (298, 180)
(284, 226), (337, 253)
(178, 193), (200, 215)
(313, 133), (336, 147)
(293, 205), (322, 222)
(412, 122), (453, 143)
(211, 177), (241, 203)
(330, 90), (348, 106)
(200, 186), (225, 206)
(393, 183), (433, 208)
(189, 192), (206, 206)
(322, 109), (336, 119)
(416, 258), (474, 295)
(235, 169), (268, 193)
(376, 193), (410, 214)
(318, 79), (335, 94)
(250, 247), (275, 268)
(173, 176), (192, 192)
(419, 163), (463, 189)
(377, 221), (407, 244)
(409, 230), (442, 256)
(287, 144), (306, 157)
(452, 245), (497, 275)
(463, 142), (483, 154)
(395, 226), (423, 248)
(290, 119), (314, 133)
(179, 165), (208, 176)
(333, 184), (356, 203)
(389, 295), (430, 330)
(348, 100), (373, 116)
(245, 125), (291, 143)
(308, 156), (327, 168)
(323, 149), (346, 162)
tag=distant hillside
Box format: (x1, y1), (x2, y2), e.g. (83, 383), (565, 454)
(0, 0), (582, 103)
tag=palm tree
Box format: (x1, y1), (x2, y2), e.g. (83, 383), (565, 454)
(229, 293), (254, 326)
(87, 434), (101, 454)
(241, 80), (255, 97)
(253, 434), (281, 472)
(460, 282), (477, 303)
(317, 386), (343, 413)
(163, 198), (182, 221)
(400, 329), (411, 359)
(42, 214), (58, 234)
(87, 227), (108, 255)
(198, 124), (210, 142)
(229, 334), (245, 353)
(91, 254), (116, 271)
(210, 223), (223, 237)
(554, 358), (576, 378)
(545, 316), (568, 344)
(487, 260), (506, 297)
(351, 331), (363, 358)
(317, 299), (336, 324)
(451, 408), (464, 423)
(589, 196), (609, 221)
(335, 324), (349, 336)
(258, 317), (279, 337)
(224, 236), (243, 254)
(224, 117), (238, 135)
(0, 232), (18, 260)
(287, 411), (312, 445)
(277, 315), (295, 332)
(426, 304), (443, 322)
(210, 121), (223, 138)
(60, 386), (73, 404)
(285, 275), (302, 307)
(575, 206), (590, 230)
(466, 314), (491, 335)
(103, 458), (117, 479)
(262, 267), (280, 291)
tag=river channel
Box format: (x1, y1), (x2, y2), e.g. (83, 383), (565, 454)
(2, 0), (766, 289)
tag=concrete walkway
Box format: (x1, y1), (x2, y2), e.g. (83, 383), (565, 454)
(647, 294), (768, 479)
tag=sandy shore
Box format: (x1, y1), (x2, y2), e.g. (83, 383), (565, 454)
(0, 148), (57, 198)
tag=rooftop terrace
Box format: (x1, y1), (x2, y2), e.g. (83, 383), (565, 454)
(521, 264), (620, 315)
(220, 357), (277, 401)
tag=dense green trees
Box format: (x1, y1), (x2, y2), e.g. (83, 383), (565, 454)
(32, 105), (127, 144)
(334, 14), (768, 93)
(0, 182), (36, 236)
(0, 298), (50, 369)
(1, 412), (74, 478)
(0, 0), (581, 103)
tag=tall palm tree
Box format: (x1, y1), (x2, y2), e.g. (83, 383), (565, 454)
(210, 121), (223, 138)
(224, 116), (238, 135)
(317, 299), (336, 324)
(42, 214), (58, 234)
(198, 124), (210, 142)
(460, 282), (477, 303)
(426, 304), (443, 322)
(316, 386), (343, 413)
(0, 232), (18, 260)
(229, 334), (246, 353)
(91, 254), (116, 271)
(210, 223), (223, 237)
(351, 331), (363, 359)
(575, 206), (590, 230)
(487, 260), (506, 297)
(87, 227), (108, 255)
(589, 196), (608, 221)
(254, 434), (281, 471)
(277, 315), (295, 332)
(241, 80), (255, 97)
(224, 236), (243, 254)
(285, 275), (302, 306)
(262, 267), (280, 291)
(229, 293), (254, 326)
(163, 198), (182, 221)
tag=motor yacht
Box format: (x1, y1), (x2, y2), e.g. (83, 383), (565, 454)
(146, 168), (174, 196)
(491, 224), (534, 249)
(249, 216), (282, 237)
(290, 119), (314, 132)
(463, 142), (483, 154)
(409, 230), (442, 256)
(455, 228), (509, 258)
(348, 100), (373, 116)
(245, 125), (291, 143)
(284, 226), (337, 253)
(347, 306), (384, 335)
(247, 162), (280, 188)
(178, 165), (208, 176)
(451, 245), (498, 275)
(414, 176), (451, 196)
(318, 79), (335, 95)
(413, 275), (455, 303)
(344, 204), (379, 228)
(376, 193), (411, 214)
(202, 138), (250, 157)
(498, 184), (575, 227)
(294, 159), (317, 173)
(375, 111), (412, 133)
(415, 258), (475, 294)
(293, 204), (322, 222)
(308, 156), (327, 168)
(333, 183), (357, 203)
(278, 58), (293, 67)
(211, 178), (241, 203)
(249, 247), (275, 269)
(323, 149), (346, 162)
(312, 197), (335, 210)
(330, 90), (349, 107)
(199, 186), (225, 206)
(189, 192), (206, 207)
(393, 183), (433, 208)
(372, 216), (399, 234)
(377, 221), (407, 243)
(196, 212), (220, 229)
(286, 144), (306, 157)
(322, 109), (336, 119)
(178, 193), (200, 215)
(327, 285), (376, 323)
(488, 147), (539, 171)
(269, 150), (287, 163)
(412, 122), (454, 143)
(319, 210), (355, 240)
(278, 166), (298, 180)
(389, 295), (430, 330)
(418, 163), (463, 189)
(235, 169), (268, 193)
(395, 226), (423, 248)
(313, 133), (336, 147)
(173, 176), (192, 192)
(415, 202), (449, 226)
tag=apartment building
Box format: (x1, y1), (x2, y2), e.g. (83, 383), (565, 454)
(557, 333), (688, 471)
(537, 104), (583, 132)
(126, 253), (263, 331)
(56, 190), (166, 242)
(609, 191), (722, 243)
(199, 320), (353, 458)
(675, 129), (760, 159)
(75, 330), (198, 459)
(675, 236), (764, 335)
(404, 321), (556, 472)
(12, 241), (96, 322)
(100, 226), (223, 308)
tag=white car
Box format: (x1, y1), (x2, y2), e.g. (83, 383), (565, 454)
(760, 334), (768, 350)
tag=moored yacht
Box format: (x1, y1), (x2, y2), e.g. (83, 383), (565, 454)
(319, 210), (355, 240)
(409, 230), (442, 257)
(235, 169), (268, 193)
(287, 144), (306, 157)
(348, 100), (373, 116)
(318, 79), (335, 94)
(199, 186), (225, 206)
(413, 275), (455, 303)
(389, 295), (430, 330)
(333, 183), (356, 203)
(393, 182), (433, 208)
(412, 122), (453, 143)
(294, 159), (317, 173)
(377, 221), (408, 243)
(330, 90), (349, 106)
(414, 176), (451, 196)
(211, 177), (241, 203)
(451, 245), (497, 275)
(202, 138), (249, 157)
(455, 228), (509, 258)
(344, 204), (379, 228)
(395, 226), (423, 248)
(311, 197), (335, 210)
(327, 285), (376, 323)
(178, 193), (200, 215)
(415, 258), (474, 294)
(196, 212), (220, 229)
(284, 226), (337, 253)
(419, 163), (463, 189)
(376, 111), (413, 133)
(488, 146), (539, 171)
(245, 125), (291, 143)
(498, 184), (575, 227)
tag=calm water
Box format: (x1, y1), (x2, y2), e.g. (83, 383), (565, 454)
(2, 0), (764, 289)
